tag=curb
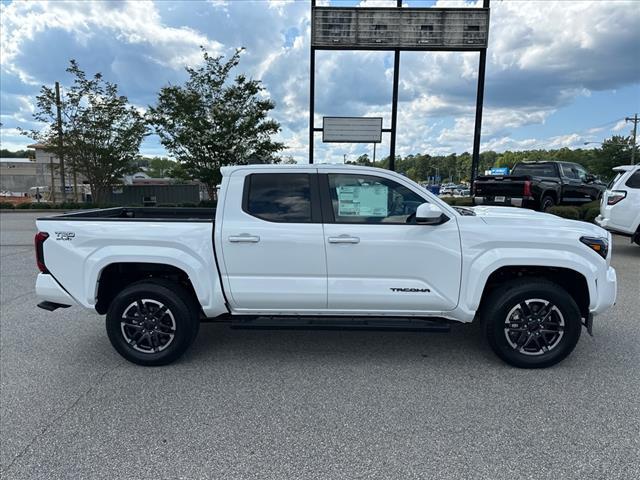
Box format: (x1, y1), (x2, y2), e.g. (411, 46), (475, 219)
(0, 209), (72, 213)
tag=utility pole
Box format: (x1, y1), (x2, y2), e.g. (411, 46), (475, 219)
(54, 81), (67, 201)
(626, 113), (638, 164)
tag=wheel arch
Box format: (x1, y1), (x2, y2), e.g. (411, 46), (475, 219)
(477, 265), (590, 319)
(463, 249), (597, 319)
(95, 262), (199, 315)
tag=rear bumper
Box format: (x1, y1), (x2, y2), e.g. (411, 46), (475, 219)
(35, 273), (77, 307)
(595, 214), (633, 237)
(590, 266), (617, 316)
(474, 196), (537, 208)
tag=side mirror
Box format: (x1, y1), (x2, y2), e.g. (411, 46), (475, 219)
(415, 203), (446, 225)
(585, 174), (595, 183)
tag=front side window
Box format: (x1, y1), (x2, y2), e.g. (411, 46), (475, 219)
(560, 163), (579, 179)
(328, 174), (425, 224)
(575, 165), (589, 181)
(245, 173), (312, 223)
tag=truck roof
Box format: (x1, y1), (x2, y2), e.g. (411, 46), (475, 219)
(612, 165), (638, 172)
(221, 163), (389, 176)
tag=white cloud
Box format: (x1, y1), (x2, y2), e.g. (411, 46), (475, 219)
(1, 0), (639, 160)
(0, 0), (223, 82)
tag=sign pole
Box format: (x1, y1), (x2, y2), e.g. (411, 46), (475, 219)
(309, 0), (316, 164)
(471, 0), (490, 190)
(388, 0), (402, 172)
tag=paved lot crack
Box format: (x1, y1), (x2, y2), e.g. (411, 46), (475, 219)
(1, 364), (120, 475)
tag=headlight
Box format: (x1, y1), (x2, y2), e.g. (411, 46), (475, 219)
(580, 236), (609, 259)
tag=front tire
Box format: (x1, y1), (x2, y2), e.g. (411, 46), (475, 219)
(106, 281), (199, 366)
(482, 279), (582, 368)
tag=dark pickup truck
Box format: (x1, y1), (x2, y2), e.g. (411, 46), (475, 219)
(473, 161), (605, 211)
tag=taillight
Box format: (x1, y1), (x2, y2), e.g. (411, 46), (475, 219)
(35, 232), (49, 273)
(607, 190), (626, 205)
(523, 180), (532, 197)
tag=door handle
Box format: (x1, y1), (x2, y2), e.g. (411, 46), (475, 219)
(228, 234), (260, 243)
(328, 235), (360, 244)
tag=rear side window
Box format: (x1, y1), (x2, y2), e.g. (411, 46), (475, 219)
(626, 171), (640, 188)
(512, 163), (557, 177)
(244, 173), (312, 223)
(607, 172), (623, 189)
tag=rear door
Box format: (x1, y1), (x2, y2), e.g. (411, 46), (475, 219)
(219, 169), (327, 312)
(320, 170), (462, 314)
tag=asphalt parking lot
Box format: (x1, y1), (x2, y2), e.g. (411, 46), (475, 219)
(1, 211), (639, 480)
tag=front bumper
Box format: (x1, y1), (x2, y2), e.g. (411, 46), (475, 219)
(590, 266), (617, 316)
(35, 273), (77, 307)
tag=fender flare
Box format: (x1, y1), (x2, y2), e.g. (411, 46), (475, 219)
(462, 247), (598, 313)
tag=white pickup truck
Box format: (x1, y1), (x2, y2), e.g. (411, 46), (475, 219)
(34, 164), (617, 368)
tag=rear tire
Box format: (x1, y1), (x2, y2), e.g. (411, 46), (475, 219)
(540, 195), (555, 212)
(482, 279), (582, 368)
(106, 281), (199, 366)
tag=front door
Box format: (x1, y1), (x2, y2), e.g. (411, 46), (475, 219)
(320, 171), (462, 314)
(219, 169), (327, 312)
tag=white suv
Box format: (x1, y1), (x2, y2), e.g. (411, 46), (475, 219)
(596, 165), (640, 245)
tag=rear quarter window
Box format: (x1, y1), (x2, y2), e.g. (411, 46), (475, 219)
(625, 171), (640, 189)
(511, 164), (557, 177)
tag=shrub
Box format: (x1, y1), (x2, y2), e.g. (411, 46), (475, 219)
(583, 206), (601, 223)
(198, 200), (217, 208)
(16, 202), (33, 209)
(454, 197), (474, 207)
(548, 206), (581, 220)
(59, 202), (82, 210)
(35, 203), (52, 209)
(0, 201), (15, 209)
(581, 200), (600, 211)
(179, 202), (198, 208)
(440, 196), (473, 207)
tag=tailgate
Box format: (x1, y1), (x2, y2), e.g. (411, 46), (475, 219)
(474, 175), (528, 197)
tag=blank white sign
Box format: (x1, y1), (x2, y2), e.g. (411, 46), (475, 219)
(323, 117), (383, 143)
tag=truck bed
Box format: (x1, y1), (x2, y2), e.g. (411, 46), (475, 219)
(37, 207), (215, 222)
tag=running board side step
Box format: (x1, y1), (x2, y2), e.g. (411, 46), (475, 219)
(37, 301), (71, 312)
(230, 316), (451, 332)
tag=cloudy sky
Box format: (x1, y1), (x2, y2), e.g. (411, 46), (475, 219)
(1, 0), (639, 163)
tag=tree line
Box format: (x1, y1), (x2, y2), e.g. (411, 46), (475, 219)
(350, 136), (635, 184)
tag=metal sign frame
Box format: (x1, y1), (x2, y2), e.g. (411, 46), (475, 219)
(309, 0), (490, 185)
(322, 117), (383, 143)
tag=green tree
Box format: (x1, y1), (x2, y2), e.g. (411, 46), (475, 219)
(589, 136), (633, 179)
(148, 48), (285, 198)
(25, 60), (146, 203)
(146, 157), (176, 178)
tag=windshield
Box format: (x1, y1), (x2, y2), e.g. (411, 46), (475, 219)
(512, 163), (557, 177)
